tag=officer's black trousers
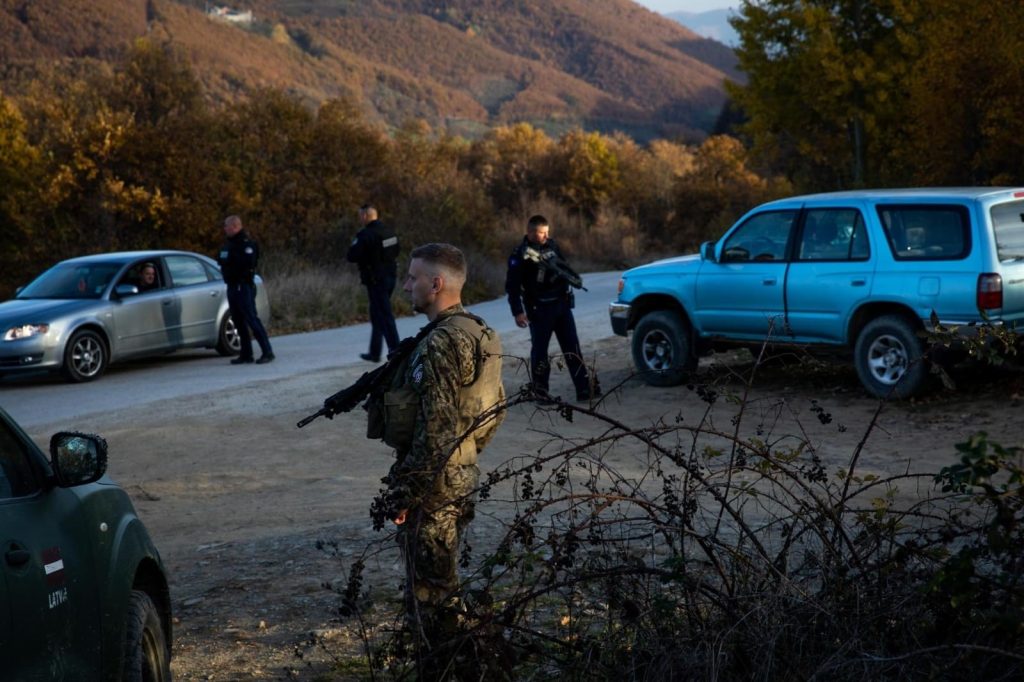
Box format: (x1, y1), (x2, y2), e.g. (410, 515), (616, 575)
(527, 298), (589, 394)
(228, 282), (273, 360)
(366, 274), (399, 360)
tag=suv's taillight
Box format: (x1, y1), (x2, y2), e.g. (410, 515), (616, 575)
(977, 273), (1003, 311)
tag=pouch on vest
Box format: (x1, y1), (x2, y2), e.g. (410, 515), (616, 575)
(365, 391), (385, 440)
(382, 384), (418, 449)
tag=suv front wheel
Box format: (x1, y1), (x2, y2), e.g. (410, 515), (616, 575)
(632, 310), (696, 387)
(854, 315), (929, 399)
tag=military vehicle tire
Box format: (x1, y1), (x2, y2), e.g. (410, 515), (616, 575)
(123, 590), (171, 682)
(632, 310), (696, 387)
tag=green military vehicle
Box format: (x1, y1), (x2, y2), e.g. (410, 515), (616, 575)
(0, 406), (171, 679)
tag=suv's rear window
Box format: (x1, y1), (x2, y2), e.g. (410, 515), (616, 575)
(990, 200), (1024, 261)
(877, 205), (970, 260)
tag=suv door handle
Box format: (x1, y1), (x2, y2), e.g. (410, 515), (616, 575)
(762, 277), (777, 286)
(850, 278), (867, 287)
(5, 547), (30, 567)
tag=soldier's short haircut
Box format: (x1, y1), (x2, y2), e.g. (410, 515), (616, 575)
(410, 243), (466, 288)
(527, 214), (549, 232)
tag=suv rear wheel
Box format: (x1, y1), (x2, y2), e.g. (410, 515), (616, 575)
(854, 315), (929, 398)
(632, 310), (696, 387)
(123, 590), (171, 682)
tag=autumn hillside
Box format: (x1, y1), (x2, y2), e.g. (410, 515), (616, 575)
(0, 0), (739, 140)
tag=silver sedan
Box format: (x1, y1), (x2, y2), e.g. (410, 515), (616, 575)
(0, 250), (271, 382)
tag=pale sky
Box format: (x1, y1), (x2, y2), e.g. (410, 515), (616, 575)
(634, 0), (734, 12)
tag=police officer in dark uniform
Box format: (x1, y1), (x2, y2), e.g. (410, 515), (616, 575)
(218, 215), (274, 364)
(347, 204), (400, 362)
(505, 214), (598, 401)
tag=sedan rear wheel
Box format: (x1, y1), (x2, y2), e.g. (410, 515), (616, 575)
(62, 329), (107, 383)
(215, 314), (241, 356)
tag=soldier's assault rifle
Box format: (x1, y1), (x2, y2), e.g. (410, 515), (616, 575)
(296, 334), (421, 428)
(522, 246), (587, 291)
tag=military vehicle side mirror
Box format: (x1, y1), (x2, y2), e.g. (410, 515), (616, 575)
(49, 432), (108, 487)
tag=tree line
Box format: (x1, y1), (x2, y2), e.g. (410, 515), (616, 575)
(0, 39), (782, 298)
(4, 0), (1022, 298)
(730, 0), (1024, 189)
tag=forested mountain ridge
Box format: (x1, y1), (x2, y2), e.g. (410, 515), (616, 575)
(0, 0), (739, 140)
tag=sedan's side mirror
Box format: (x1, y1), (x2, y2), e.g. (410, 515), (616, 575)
(49, 432), (107, 487)
(700, 241), (717, 263)
(115, 284), (140, 298)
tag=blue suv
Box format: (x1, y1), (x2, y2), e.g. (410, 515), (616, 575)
(610, 188), (1024, 397)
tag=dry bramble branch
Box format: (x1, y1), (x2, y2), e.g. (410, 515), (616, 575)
(315, 339), (1023, 681)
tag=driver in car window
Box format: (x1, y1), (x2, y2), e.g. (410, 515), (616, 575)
(137, 263), (159, 292)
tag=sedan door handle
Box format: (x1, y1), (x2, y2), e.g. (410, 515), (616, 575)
(5, 548), (30, 567)
(209, 290), (220, 297)
(163, 299), (173, 306)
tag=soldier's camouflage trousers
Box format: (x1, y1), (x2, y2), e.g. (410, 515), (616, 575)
(398, 462), (480, 608)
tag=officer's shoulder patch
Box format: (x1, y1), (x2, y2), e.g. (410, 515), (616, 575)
(244, 246), (254, 254)
(351, 237), (359, 245)
(411, 362), (425, 386)
(508, 256), (519, 267)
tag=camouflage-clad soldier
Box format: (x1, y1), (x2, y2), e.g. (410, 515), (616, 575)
(379, 243), (505, 649)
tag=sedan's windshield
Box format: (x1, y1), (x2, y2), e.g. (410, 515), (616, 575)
(17, 262), (123, 300)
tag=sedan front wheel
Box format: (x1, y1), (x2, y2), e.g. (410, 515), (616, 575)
(62, 329), (108, 383)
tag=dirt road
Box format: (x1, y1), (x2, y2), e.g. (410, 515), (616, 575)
(26, 337), (1024, 680)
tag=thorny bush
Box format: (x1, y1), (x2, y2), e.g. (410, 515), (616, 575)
(318, 340), (1024, 681)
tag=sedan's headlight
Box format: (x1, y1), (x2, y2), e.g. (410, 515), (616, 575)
(4, 324), (50, 341)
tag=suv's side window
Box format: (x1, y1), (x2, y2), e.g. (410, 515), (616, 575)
(877, 205), (970, 260)
(990, 200), (1024, 261)
(720, 210), (796, 262)
(798, 209), (870, 261)
(0, 422), (40, 499)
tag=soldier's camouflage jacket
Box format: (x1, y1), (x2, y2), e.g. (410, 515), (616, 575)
(386, 304), (505, 510)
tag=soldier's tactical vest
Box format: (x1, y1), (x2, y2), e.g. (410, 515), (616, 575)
(376, 312), (503, 462)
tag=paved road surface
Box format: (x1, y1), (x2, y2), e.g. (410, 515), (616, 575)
(0, 272), (623, 429)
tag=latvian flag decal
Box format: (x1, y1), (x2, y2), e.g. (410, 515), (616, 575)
(43, 546), (66, 587)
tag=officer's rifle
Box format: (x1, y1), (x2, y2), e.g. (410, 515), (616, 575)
(522, 246), (587, 291)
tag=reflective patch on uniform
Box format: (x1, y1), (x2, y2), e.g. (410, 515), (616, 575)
(219, 250), (228, 259)
(351, 237), (359, 245)
(381, 236), (398, 247)
(244, 247), (254, 254)
(412, 362), (424, 386)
